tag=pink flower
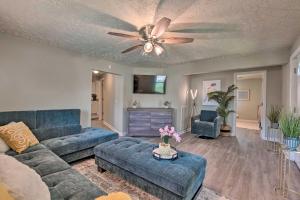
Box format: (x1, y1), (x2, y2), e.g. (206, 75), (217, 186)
(173, 133), (182, 142)
(164, 125), (169, 132)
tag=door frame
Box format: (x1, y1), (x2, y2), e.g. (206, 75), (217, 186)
(233, 70), (267, 138)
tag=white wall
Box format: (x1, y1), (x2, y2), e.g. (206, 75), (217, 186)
(0, 33), (132, 130)
(237, 79), (262, 120)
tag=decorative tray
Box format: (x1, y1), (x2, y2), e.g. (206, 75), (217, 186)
(152, 145), (178, 160)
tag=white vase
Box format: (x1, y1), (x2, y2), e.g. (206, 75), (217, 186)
(159, 143), (171, 155)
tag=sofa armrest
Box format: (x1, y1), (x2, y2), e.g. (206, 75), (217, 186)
(213, 116), (222, 136)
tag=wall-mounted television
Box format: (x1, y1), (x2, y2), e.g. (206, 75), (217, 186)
(133, 75), (167, 94)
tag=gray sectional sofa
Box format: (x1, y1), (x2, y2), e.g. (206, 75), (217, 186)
(1, 109), (118, 200)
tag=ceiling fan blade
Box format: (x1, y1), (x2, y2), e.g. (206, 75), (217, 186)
(43, 2), (138, 32)
(153, 0), (196, 23)
(159, 37), (194, 44)
(107, 32), (139, 40)
(169, 23), (239, 33)
(121, 45), (143, 53)
(151, 17), (171, 38)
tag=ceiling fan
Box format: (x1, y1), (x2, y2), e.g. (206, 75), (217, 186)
(107, 17), (194, 56)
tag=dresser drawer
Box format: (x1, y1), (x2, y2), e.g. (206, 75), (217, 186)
(129, 111), (150, 119)
(151, 118), (172, 124)
(151, 123), (173, 131)
(151, 112), (172, 119)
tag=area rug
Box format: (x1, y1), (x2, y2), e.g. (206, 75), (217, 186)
(72, 158), (230, 200)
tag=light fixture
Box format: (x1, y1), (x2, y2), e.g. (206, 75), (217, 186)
(143, 41), (153, 53)
(190, 89), (198, 100)
(190, 89), (198, 117)
(93, 70), (99, 74)
(154, 44), (164, 56)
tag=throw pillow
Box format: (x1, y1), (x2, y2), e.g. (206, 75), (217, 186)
(0, 138), (10, 153)
(0, 122), (30, 153)
(95, 192), (132, 200)
(16, 122), (39, 146)
(0, 154), (51, 200)
(0, 122), (39, 153)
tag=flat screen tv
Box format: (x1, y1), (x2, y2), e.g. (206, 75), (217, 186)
(133, 75), (167, 94)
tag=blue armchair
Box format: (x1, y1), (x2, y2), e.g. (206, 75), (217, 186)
(191, 110), (222, 138)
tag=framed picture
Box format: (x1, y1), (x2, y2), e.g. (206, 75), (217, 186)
(237, 89), (250, 101)
(202, 80), (221, 106)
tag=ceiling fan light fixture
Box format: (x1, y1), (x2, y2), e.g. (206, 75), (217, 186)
(144, 41), (153, 53)
(154, 45), (164, 56)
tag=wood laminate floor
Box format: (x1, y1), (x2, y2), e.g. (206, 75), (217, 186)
(142, 128), (300, 200)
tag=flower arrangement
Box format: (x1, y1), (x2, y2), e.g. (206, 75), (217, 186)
(159, 125), (181, 144)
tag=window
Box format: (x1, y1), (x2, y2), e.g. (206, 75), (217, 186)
(154, 75), (166, 93)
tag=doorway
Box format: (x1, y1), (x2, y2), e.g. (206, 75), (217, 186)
(233, 71), (267, 137)
(91, 70), (124, 134)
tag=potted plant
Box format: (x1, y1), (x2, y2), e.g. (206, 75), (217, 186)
(207, 84), (238, 132)
(163, 101), (171, 108)
(279, 113), (300, 150)
(158, 126), (181, 155)
(267, 105), (281, 129)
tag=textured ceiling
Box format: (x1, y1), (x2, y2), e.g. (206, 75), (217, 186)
(0, 0), (300, 67)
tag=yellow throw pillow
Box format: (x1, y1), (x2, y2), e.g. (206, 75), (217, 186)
(17, 122), (39, 146)
(0, 183), (15, 200)
(95, 192), (132, 200)
(0, 122), (39, 153)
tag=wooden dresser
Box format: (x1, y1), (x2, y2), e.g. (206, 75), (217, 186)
(127, 108), (173, 137)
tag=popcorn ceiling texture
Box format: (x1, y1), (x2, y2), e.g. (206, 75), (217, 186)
(0, 0), (300, 67)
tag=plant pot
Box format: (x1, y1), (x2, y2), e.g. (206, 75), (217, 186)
(221, 125), (231, 132)
(283, 137), (300, 151)
(132, 105), (137, 109)
(163, 105), (169, 108)
(271, 123), (279, 129)
(159, 143), (171, 156)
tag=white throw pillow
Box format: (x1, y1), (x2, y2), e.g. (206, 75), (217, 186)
(0, 138), (10, 153)
(0, 154), (51, 200)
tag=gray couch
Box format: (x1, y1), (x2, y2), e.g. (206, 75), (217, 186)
(191, 110), (222, 138)
(1, 109), (118, 200)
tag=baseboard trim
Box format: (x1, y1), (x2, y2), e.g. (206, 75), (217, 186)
(178, 128), (191, 135)
(102, 120), (123, 136)
(237, 119), (259, 123)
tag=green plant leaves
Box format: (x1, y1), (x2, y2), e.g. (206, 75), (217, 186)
(279, 113), (300, 138)
(207, 84), (238, 126)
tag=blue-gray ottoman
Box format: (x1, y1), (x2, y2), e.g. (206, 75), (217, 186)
(94, 137), (207, 200)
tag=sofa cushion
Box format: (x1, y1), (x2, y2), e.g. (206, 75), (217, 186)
(32, 125), (82, 141)
(6, 143), (47, 156)
(199, 110), (217, 122)
(41, 128), (118, 157)
(13, 148), (70, 177)
(36, 109), (80, 129)
(42, 169), (105, 200)
(94, 137), (206, 197)
(0, 111), (36, 129)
